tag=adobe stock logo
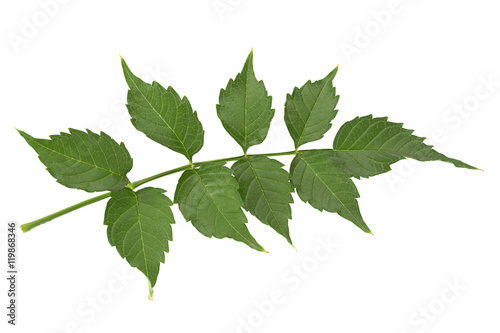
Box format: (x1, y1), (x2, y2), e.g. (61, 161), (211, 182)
(397, 278), (466, 333)
(213, 0), (243, 21)
(384, 74), (498, 191)
(339, 0), (408, 63)
(52, 266), (136, 333)
(234, 236), (340, 333)
(7, 0), (71, 54)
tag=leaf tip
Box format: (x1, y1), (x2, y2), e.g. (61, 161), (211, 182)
(16, 127), (27, 138)
(17, 128), (31, 140)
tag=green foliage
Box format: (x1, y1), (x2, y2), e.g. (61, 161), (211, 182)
(175, 162), (265, 252)
(104, 187), (174, 300)
(216, 50), (274, 153)
(232, 156), (294, 245)
(18, 50), (478, 299)
(18, 129), (132, 192)
(290, 150), (370, 233)
(122, 58), (204, 162)
(284, 67), (339, 149)
(332, 115), (477, 178)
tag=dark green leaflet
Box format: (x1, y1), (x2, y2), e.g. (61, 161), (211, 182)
(332, 115), (478, 178)
(175, 162), (266, 252)
(122, 58), (204, 162)
(290, 150), (371, 233)
(232, 156), (294, 245)
(18, 129), (133, 192)
(217, 50), (274, 153)
(104, 187), (175, 300)
(285, 67), (339, 149)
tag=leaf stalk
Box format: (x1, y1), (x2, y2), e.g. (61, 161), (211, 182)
(21, 150), (302, 233)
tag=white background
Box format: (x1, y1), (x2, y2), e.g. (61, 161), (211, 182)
(1, 1), (499, 332)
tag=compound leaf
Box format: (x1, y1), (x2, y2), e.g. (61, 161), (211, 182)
(216, 50), (274, 153)
(285, 67), (339, 149)
(290, 150), (370, 233)
(332, 115), (479, 178)
(104, 187), (174, 300)
(174, 162), (265, 252)
(122, 58), (204, 162)
(232, 156), (294, 245)
(18, 129), (132, 192)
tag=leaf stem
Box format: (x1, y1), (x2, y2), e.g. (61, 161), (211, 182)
(130, 164), (192, 189)
(20, 149), (302, 232)
(20, 192), (112, 232)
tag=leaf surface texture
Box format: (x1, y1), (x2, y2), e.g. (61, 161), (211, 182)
(104, 187), (174, 299)
(285, 68), (339, 148)
(232, 156), (294, 245)
(122, 58), (204, 161)
(18, 129), (132, 192)
(332, 115), (478, 178)
(217, 51), (274, 153)
(175, 162), (265, 252)
(290, 150), (370, 233)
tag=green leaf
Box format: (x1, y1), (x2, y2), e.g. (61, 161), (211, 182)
(290, 150), (370, 233)
(104, 187), (175, 300)
(121, 58), (204, 162)
(232, 156), (294, 245)
(332, 115), (479, 178)
(216, 50), (274, 153)
(174, 162), (266, 252)
(284, 67), (339, 149)
(18, 129), (132, 192)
